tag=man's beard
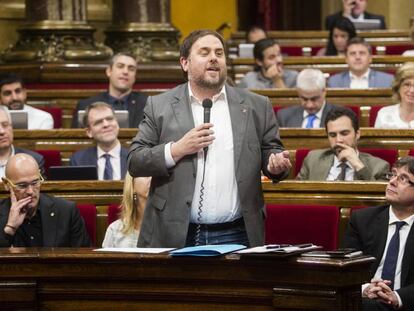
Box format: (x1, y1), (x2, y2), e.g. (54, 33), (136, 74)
(8, 100), (24, 110)
(193, 71), (227, 90)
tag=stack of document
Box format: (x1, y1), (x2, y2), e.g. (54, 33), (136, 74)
(237, 243), (321, 257)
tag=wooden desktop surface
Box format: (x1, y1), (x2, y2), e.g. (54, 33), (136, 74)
(0, 247), (374, 310)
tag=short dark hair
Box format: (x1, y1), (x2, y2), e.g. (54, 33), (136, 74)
(245, 25), (267, 42)
(83, 101), (115, 128)
(346, 37), (372, 55)
(253, 38), (278, 61)
(394, 156), (414, 175)
(324, 106), (359, 132)
(0, 73), (24, 91)
(109, 52), (137, 67)
(180, 29), (226, 59)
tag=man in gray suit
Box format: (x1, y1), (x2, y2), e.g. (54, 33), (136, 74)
(128, 29), (292, 248)
(277, 69), (336, 128)
(328, 37), (394, 89)
(297, 106), (389, 181)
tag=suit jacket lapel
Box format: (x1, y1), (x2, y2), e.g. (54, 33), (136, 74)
(319, 151), (335, 180)
(39, 194), (58, 247)
(226, 86), (247, 171)
(171, 84), (197, 169)
(401, 222), (414, 286)
(368, 70), (376, 87)
(371, 207), (389, 272)
(344, 72), (351, 87)
(120, 147), (128, 177)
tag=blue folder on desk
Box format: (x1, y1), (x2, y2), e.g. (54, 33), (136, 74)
(170, 244), (246, 257)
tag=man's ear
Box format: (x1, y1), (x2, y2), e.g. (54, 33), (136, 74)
(179, 57), (189, 73)
(2, 178), (10, 191)
(105, 66), (112, 79)
(86, 127), (93, 139)
(356, 129), (361, 141)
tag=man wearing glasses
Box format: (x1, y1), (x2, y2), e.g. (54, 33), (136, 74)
(277, 69), (336, 128)
(0, 154), (90, 247)
(344, 156), (414, 310)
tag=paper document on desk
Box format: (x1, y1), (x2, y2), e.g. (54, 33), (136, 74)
(94, 248), (175, 254)
(170, 244), (247, 257)
(237, 244), (320, 254)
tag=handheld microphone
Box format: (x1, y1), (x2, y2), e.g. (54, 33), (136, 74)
(202, 99), (213, 155)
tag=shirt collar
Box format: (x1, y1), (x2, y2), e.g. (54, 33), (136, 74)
(106, 92), (131, 106)
(188, 82), (226, 105)
(350, 68), (370, 81)
(303, 102), (326, 119)
(389, 206), (414, 227)
(97, 141), (121, 159)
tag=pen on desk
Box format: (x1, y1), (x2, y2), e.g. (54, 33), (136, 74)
(295, 243), (313, 248)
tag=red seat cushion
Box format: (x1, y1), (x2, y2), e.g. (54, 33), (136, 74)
(35, 150), (62, 178)
(37, 107), (63, 128)
(265, 204), (339, 250)
(295, 149), (310, 176)
(359, 148), (398, 168)
(108, 204), (121, 225)
(77, 204), (97, 246)
(369, 106), (385, 127)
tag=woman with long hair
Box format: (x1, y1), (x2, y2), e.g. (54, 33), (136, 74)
(317, 17), (357, 56)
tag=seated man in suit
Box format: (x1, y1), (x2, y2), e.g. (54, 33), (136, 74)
(328, 37), (394, 89)
(0, 73), (54, 129)
(277, 69), (336, 128)
(70, 102), (127, 180)
(238, 38), (298, 89)
(72, 52), (147, 128)
(344, 156), (414, 310)
(297, 106), (389, 181)
(0, 105), (45, 178)
(325, 0), (386, 30)
(0, 153), (91, 247)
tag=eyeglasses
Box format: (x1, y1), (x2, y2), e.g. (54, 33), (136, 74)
(2, 174), (44, 191)
(385, 171), (414, 186)
(401, 81), (414, 90)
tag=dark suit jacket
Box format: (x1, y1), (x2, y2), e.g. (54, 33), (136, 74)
(325, 11), (386, 30)
(14, 146), (45, 177)
(327, 70), (394, 89)
(0, 193), (91, 247)
(69, 146), (128, 179)
(277, 102), (336, 128)
(344, 205), (414, 310)
(72, 91), (147, 128)
(128, 83), (287, 248)
(296, 149), (389, 181)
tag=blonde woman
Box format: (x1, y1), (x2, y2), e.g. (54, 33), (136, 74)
(102, 173), (151, 247)
(375, 62), (414, 128)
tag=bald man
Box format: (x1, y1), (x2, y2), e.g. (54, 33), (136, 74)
(0, 154), (90, 247)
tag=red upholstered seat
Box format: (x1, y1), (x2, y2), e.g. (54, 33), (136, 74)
(273, 106), (282, 117)
(407, 149), (414, 157)
(37, 107), (63, 128)
(108, 204), (121, 225)
(280, 46), (303, 56)
(295, 149), (310, 176)
(76, 204), (97, 246)
(369, 106), (385, 127)
(35, 150), (62, 178)
(346, 105), (361, 121)
(360, 148), (398, 168)
(265, 204), (339, 250)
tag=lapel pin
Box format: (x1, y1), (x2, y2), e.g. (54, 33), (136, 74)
(242, 108), (247, 113)
(50, 212), (55, 217)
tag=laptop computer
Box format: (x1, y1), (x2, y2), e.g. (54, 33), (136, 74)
(238, 43), (255, 58)
(78, 110), (129, 128)
(48, 165), (98, 180)
(9, 110), (28, 129)
(352, 19), (382, 30)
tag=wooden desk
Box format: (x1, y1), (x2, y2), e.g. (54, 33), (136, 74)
(0, 248), (374, 310)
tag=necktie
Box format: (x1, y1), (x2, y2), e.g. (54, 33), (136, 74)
(103, 154), (113, 180)
(381, 221), (406, 290)
(305, 114), (317, 128)
(336, 162), (348, 181)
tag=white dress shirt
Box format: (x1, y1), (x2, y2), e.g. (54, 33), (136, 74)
(301, 102), (326, 128)
(0, 145), (15, 178)
(22, 104), (54, 129)
(326, 153), (356, 181)
(374, 104), (414, 129)
(165, 84), (241, 224)
(350, 69), (370, 89)
(97, 142), (122, 180)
